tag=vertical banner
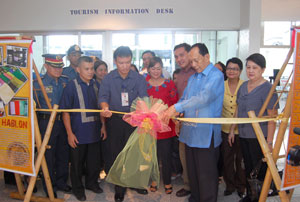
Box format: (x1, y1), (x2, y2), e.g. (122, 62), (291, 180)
(282, 29), (300, 190)
(0, 38), (35, 176)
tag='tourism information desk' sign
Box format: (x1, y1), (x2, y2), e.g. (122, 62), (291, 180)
(0, 38), (35, 176)
(282, 29), (300, 190)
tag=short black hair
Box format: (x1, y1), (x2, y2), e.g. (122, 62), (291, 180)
(130, 64), (139, 72)
(226, 57), (243, 71)
(142, 50), (155, 57)
(216, 61), (226, 72)
(191, 43), (209, 56)
(78, 56), (93, 66)
(149, 56), (163, 69)
(173, 68), (181, 78)
(94, 60), (108, 71)
(246, 53), (266, 69)
(174, 43), (191, 52)
(113, 46), (132, 60)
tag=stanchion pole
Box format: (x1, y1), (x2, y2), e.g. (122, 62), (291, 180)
(248, 111), (289, 202)
(259, 85), (294, 201)
(14, 173), (25, 197)
(23, 104), (58, 202)
(258, 47), (294, 117)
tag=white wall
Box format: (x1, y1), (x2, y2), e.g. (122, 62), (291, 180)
(262, 0), (300, 21)
(0, 0), (240, 32)
(238, 0), (262, 80)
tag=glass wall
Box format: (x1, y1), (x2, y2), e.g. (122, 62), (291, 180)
(5, 30), (238, 74)
(138, 33), (173, 72)
(32, 34), (103, 72)
(81, 34), (103, 59)
(216, 31), (239, 65)
(260, 21), (299, 79)
(110, 31), (238, 73)
(32, 36), (44, 73)
(0, 31), (239, 75)
(260, 21), (299, 112)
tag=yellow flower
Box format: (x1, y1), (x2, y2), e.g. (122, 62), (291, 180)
(141, 118), (153, 133)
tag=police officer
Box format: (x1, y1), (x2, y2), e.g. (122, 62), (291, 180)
(62, 45), (83, 80)
(33, 54), (72, 196)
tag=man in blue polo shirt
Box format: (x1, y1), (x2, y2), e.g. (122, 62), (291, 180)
(164, 43), (224, 202)
(99, 46), (148, 202)
(60, 56), (105, 201)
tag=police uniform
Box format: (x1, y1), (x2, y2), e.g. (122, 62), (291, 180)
(62, 66), (77, 81)
(62, 45), (83, 81)
(33, 54), (71, 194)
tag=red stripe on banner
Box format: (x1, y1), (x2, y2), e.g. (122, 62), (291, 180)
(29, 40), (33, 54)
(14, 100), (20, 115)
(291, 29), (296, 48)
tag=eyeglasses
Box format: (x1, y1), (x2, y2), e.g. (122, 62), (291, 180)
(70, 53), (81, 57)
(226, 67), (240, 72)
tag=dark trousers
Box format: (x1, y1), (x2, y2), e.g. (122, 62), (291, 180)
(70, 141), (101, 195)
(217, 143), (223, 178)
(39, 118), (70, 192)
(171, 137), (182, 175)
(239, 138), (267, 195)
(105, 115), (135, 194)
(157, 137), (173, 185)
(221, 132), (246, 193)
(185, 137), (219, 202)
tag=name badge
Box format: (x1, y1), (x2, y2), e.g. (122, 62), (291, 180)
(45, 86), (53, 93)
(121, 92), (129, 106)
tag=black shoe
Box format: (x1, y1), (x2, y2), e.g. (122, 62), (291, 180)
(224, 190), (233, 196)
(130, 188), (148, 195)
(114, 193), (124, 202)
(238, 191), (246, 198)
(239, 195), (251, 202)
(86, 185), (103, 194)
(74, 193), (86, 201)
(58, 185), (72, 193)
(176, 188), (191, 197)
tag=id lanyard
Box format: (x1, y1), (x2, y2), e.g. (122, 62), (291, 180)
(121, 84), (129, 107)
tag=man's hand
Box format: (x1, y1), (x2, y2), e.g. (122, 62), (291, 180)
(228, 132), (235, 147)
(268, 141), (273, 152)
(68, 133), (79, 148)
(101, 107), (112, 118)
(101, 125), (107, 140)
(174, 120), (181, 136)
(162, 105), (177, 124)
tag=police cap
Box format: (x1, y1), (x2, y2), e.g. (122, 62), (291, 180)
(42, 54), (65, 68)
(67, 45), (83, 55)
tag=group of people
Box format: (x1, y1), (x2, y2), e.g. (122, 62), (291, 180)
(33, 42), (278, 202)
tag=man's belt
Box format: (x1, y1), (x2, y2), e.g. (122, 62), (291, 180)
(38, 113), (62, 121)
(112, 113), (124, 118)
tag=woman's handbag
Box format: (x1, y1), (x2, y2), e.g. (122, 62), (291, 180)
(247, 160), (284, 200)
(247, 160), (263, 201)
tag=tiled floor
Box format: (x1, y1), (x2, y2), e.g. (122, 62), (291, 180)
(1, 172), (300, 202)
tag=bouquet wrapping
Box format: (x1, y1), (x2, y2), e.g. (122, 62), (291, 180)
(106, 97), (170, 189)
